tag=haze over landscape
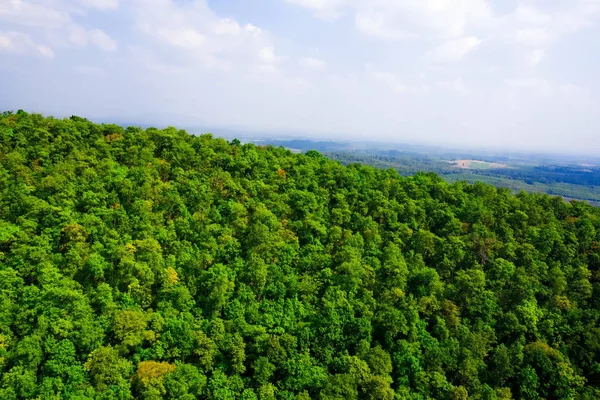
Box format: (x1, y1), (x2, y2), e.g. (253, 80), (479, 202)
(1, 0), (600, 153)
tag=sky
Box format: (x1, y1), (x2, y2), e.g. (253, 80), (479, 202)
(1, 0), (599, 154)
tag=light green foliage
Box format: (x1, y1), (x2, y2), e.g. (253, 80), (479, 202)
(0, 111), (599, 399)
(114, 309), (152, 348)
(83, 346), (133, 393)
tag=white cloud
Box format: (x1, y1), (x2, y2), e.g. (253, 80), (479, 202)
(73, 65), (104, 75)
(256, 46), (285, 73)
(130, 0), (279, 74)
(0, 1), (70, 29)
(287, 0), (600, 71)
(428, 36), (482, 62)
(370, 70), (407, 93)
(76, 0), (119, 11)
(0, 1), (119, 54)
(0, 31), (54, 58)
(154, 27), (206, 49)
(285, 0), (347, 19)
(68, 24), (88, 46)
(245, 24), (263, 35)
(530, 49), (545, 67)
(504, 79), (591, 106)
(505, 78), (552, 95)
(361, 0), (493, 39)
(509, 3), (600, 70)
(300, 56), (326, 69)
(367, 66), (433, 95)
(386, 0), (492, 38)
(286, 0), (493, 38)
(255, 64), (279, 74)
(516, 28), (549, 47)
(355, 12), (415, 40)
(213, 18), (242, 36)
(0, 35), (11, 50)
(37, 45), (55, 58)
(515, 6), (552, 25)
(557, 84), (591, 103)
(68, 24), (117, 51)
(438, 78), (468, 95)
(258, 46), (282, 64)
(89, 29), (117, 51)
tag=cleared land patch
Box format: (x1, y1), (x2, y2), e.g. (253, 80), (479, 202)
(449, 159), (508, 169)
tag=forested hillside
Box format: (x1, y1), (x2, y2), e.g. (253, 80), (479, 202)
(323, 152), (600, 204)
(2, 111), (600, 399)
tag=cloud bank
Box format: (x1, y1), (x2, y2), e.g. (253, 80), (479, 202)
(1, 0), (599, 153)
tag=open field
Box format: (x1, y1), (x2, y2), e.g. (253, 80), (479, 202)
(449, 159), (508, 169)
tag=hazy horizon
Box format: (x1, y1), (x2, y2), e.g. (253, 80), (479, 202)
(1, 0), (599, 154)
(4, 108), (600, 158)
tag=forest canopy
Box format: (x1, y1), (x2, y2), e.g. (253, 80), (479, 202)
(0, 111), (599, 399)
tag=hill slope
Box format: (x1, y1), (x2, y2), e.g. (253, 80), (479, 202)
(1, 111), (600, 399)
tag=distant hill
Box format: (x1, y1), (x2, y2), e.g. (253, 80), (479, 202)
(249, 139), (600, 204)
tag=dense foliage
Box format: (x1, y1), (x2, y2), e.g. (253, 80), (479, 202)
(1, 111), (600, 399)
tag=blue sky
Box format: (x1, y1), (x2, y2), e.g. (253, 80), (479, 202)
(1, 0), (599, 153)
